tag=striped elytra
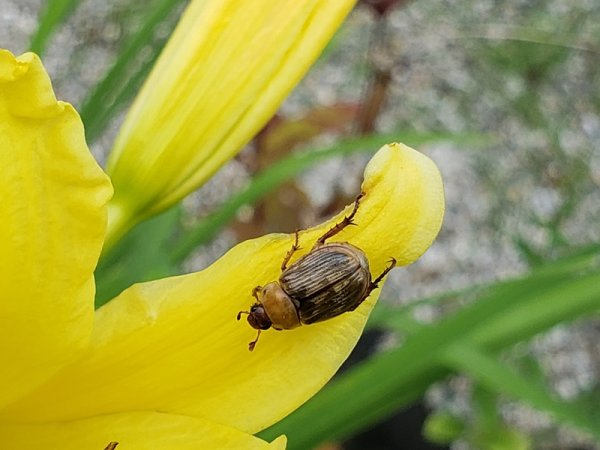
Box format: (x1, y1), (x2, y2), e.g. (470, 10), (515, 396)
(280, 243), (371, 324)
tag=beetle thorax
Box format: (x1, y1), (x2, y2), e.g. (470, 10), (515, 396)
(257, 282), (301, 330)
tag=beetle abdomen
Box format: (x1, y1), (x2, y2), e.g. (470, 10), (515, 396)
(279, 243), (371, 324)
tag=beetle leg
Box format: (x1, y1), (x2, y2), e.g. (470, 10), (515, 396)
(248, 329), (261, 351)
(104, 443), (119, 450)
(281, 230), (301, 271)
(366, 257), (397, 294)
(365, 258), (396, 298)
(313, 193), (363, 249)
(348, 258), (396, 312)
(252, 285), (262, 301)
(240, 287), (262, 320)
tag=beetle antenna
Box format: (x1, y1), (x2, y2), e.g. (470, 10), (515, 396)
(248, 330), (261, 351)
(237, 310), (251, 320)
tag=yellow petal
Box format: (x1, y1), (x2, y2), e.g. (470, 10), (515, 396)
(2, 144), (444, 434)
(105, 0), (356, 247)
(0, 411), (286, 450)
(0, 50), (112, 407)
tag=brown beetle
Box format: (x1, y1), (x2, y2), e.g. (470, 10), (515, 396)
(237, 194), (396, 351)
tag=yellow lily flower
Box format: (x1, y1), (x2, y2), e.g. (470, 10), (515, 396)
(0, 49), (285, 449)
(105, 0), (358, 248)
(0, 46), (443, 449)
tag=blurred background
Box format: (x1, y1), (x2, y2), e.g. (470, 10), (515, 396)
(2, 0), (599, 448)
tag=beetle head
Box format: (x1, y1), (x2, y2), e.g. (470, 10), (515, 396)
(237, 303), (272, 351)
(245, 304), (272, 330)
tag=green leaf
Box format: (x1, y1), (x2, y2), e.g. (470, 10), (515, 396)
(423, 412), (465, 445)
(470, 425), (531, 450)
(468, 23), (597, 55)
(470, 268), (600, 350)
(472, 384), (500, 430)
(571, 387), (600, 427)
(29, 0), (82, 55)
(80, 0), (184, 142)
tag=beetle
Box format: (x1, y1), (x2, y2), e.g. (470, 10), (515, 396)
(237, 194), (396, 351)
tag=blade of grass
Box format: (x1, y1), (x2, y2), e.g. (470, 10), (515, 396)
(467, 24), (599, 54)
(443, 342), (600, 440)
(471, 267), (600, 350)
(29, 0), (82, 55)
(169, 131), (483, 264)
(472, 384), (500, 430)
(80, 0), (184, 142)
